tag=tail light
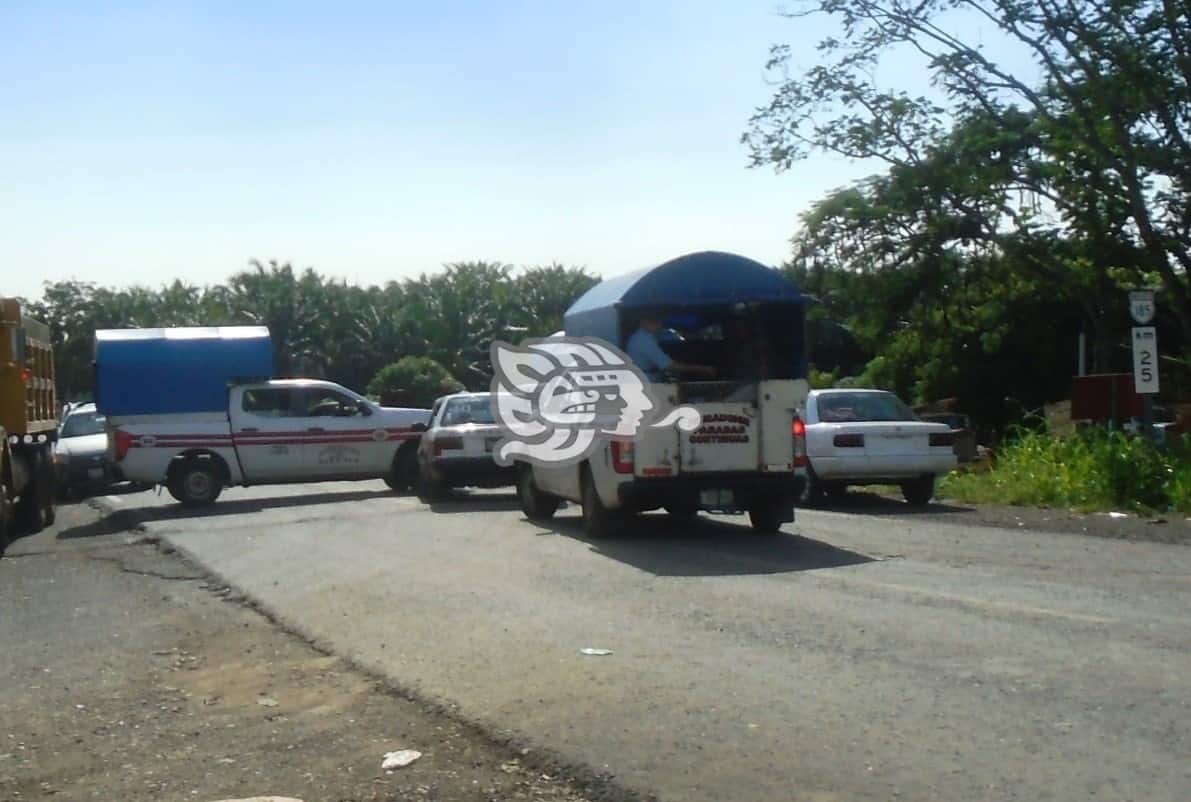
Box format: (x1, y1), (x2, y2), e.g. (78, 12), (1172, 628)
(19, 367), (33, 383)
(114, 429), (134, 461)
(929, 432), (955, 447)
(611, 440), (635, 474)
(833, 433), (865, 448)
(792, 418), (808, 468)
(432, 435), (463, 456)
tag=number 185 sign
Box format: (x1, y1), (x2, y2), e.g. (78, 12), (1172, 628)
(1132, 326), (1159, 394)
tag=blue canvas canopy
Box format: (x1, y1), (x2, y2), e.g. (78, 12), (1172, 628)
(564, 251), (805, 346)
(95, 326), (273, 416)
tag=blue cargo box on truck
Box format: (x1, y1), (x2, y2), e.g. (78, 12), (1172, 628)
(94, 326), (273, 416)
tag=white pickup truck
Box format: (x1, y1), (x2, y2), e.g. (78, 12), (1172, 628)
(515, 251), (811, 535)
(110, 379), (429, 505)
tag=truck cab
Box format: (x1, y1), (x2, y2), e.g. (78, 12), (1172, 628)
(517, 251), (809, 535)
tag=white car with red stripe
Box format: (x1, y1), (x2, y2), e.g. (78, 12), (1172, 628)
(801, 389), (958, 505)
(109, 379), (430, 505)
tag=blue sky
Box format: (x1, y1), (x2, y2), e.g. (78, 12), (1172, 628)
(1, 1), (1004, 297)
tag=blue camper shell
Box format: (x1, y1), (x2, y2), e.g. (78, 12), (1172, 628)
(564, 250), (808, 377)
(95, 326), (274, 417)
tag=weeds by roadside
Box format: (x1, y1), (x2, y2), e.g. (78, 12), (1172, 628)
(940, 429), (1191, 514)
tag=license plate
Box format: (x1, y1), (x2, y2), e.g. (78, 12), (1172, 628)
(700, 489), (733, 506)
(88, 467), (104, 479)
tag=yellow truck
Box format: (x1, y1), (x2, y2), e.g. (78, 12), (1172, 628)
(1, 297), (57, 548)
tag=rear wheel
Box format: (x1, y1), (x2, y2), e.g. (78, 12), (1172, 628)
(0, 481), (12, 551)
(801, 465), (825, 505)
(581, 470), (615, 539)
(901, 475), (935, 506)
(517, 466), (559, 521)
(15, 450), (53, 534)
(385, 444), (420, 492)
(169, 459), (223, 507)
(417, 471), (448, 503)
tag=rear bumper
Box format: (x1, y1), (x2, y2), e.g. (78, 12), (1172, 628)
(812, 454), (956, 481)
(429, 456), (515, 487)
(58, 458), (124, 487)
(616, 472), (804, 513)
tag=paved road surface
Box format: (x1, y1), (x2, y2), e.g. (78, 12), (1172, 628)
(71, 482), (1191, 802)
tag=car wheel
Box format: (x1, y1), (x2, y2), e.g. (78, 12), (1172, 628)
(517, 466), (559, 521)
(171, 460), (223, 507)
(748, 501), (784, 534)
(386, 444), (420, 492)
(417, 472), (448, 503)
(801, 465), (825, 505)
(901, 475), (935, 506)
(15, 451), (52, 534)
(581, 470), (615, 538)
(822, 482), (848, 501)
(0, 481), (12, 552)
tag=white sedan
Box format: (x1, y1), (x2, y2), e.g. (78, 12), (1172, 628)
(801, 389), (958, 505)
(416, 392), (513, 501)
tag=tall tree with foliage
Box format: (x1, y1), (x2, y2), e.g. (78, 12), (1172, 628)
(744, 0), (1191, 360)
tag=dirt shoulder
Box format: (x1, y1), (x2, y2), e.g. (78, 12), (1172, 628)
(809, 489), (1191, 546)
(0, 504), (625, 802)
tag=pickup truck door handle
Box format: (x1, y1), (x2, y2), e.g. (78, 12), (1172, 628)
(239, 427), (259, 433)
(307, 427), (326, 433)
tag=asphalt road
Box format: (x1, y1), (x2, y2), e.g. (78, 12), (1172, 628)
(65, 481), (1191, 802)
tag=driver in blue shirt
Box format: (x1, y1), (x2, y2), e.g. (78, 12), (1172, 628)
(625, 315), (716, 381)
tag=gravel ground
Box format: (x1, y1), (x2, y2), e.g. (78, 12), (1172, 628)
(0, 502), (619, 802)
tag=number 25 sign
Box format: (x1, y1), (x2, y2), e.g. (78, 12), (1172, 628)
(1132, 326), (1159, 394)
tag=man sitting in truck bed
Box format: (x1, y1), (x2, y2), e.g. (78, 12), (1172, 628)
(625, 314), (716, 381)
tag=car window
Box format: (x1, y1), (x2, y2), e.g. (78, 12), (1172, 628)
(440, 397), (496, 426)
(61, 411), (106, 437)
(242, 388), (301, 418)
(302, 388), (363, 418)
(817, 392), (918, 423)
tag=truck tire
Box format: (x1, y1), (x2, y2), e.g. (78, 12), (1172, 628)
(581, 470), (616, 539)
(748, 501), (784, 534)
(901, 475), (935, 506)
(169, 459), (223, 507)
(416, 471), (448, 503)
(15, 450), (53, 534)
(517, 465), (558, 521)
(385, 444), (419, 492)
(0, 482), (12, 552)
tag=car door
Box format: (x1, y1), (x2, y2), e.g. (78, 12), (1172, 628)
(297, 386), (387, 478)
(232, 386), (309, 480)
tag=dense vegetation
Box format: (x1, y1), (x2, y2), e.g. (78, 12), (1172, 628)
(22, 260), (597, 402)
(750, 0), (1190, 425)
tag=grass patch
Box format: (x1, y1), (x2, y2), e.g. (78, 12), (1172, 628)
(940, 429), (1191, 514)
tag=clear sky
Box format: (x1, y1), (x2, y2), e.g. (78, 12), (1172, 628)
(0, 1), (999, 298)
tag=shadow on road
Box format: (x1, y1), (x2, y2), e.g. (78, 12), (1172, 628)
(56, 488), (397, 540)
(806, 490), (974, 516)
(536, 511), (874, 577)
(427, 491), (522, 513)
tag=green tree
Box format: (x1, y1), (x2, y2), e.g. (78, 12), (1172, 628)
(512, 263), (599, 337)
(745, 0), (1191, 359)
(366, 356), (464, 408)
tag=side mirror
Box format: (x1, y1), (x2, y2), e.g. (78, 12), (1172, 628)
(356, 401), (373, 417)
(411, 422), (428, 433)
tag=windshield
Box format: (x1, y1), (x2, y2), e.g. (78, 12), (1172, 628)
(440, 397), (496, 426)
(816, 392), (919, 423)
(61, 411), (106, 437)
